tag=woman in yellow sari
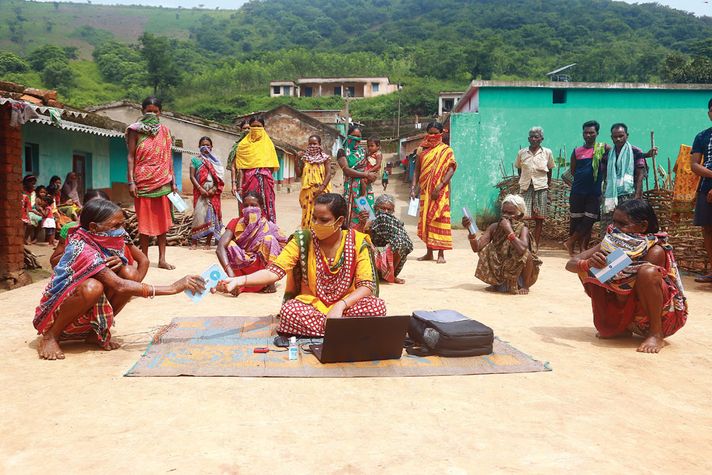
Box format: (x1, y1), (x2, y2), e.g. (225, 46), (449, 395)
(215, 193), (386, 337)
(233, 116), (280, 222)
(411, 121), (457, 264)
(297, 135), (333, 228)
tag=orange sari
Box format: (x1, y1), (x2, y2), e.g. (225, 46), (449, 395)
(418, 143), (456, 250)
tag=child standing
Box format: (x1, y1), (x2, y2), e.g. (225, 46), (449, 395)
(41, 195), (57, 246)
(382, 163), (391, 191)
(361, 136), (383, 197)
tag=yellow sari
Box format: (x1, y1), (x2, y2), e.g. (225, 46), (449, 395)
(299, 162), (332, 228)
(418, 143), (456, 250)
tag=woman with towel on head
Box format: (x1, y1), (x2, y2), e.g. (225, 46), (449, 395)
(233, 116), (279, 222)
(566, 199), (687, 354)
(357, 194), (413, 284)
(462, 194), (541, 295)
(297, 134), (333, 229)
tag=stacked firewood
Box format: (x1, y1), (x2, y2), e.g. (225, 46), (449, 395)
(122, 208), (193, 246)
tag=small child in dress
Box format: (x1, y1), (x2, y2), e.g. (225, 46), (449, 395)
(361, 136), (383, 197)
(41, 195), (57, 246)
(27, 186), (49, 244)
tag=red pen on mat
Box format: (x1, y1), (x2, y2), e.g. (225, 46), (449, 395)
(253, 347), (269, 353)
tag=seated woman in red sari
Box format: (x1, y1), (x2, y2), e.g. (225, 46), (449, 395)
(216, 192), (287, 294)
(566, 199), (688, 353)
(34, 199), (205, 360)
(215, 193), (386, 337)
(190, 136), (224, 249)
(234, 116), (279, 222)
(126, 96), (178, 270)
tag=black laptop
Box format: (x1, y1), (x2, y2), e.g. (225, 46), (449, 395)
(309, 315), (410, 364)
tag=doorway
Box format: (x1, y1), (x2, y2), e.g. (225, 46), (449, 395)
(72, 153), (91, 199)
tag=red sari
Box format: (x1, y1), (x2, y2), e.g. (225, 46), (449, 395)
(128, 119), (174, 236)
(34, 228), (129, 344)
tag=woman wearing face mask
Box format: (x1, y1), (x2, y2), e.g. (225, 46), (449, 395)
(462, 194), (541, 295)
(215, 193), (386, 337)
(190, 136), (224, 250)
(357, 194), (413, 284)
(34, 199), (205, 360)
(215, 192), (286, 294)
(337, 125), (378, 224)
(126, 96), (178, 270)
(297, 134), (333, 228)
(233, 116), (280, 222)
(566, 199), (687, 354)
(411, 121), (457, 264)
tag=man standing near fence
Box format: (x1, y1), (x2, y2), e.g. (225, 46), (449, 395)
(515, 126), (555, 248)
(690, 98), (712, 283)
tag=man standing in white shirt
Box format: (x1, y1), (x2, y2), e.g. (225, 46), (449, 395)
(514, 126), (555, 247)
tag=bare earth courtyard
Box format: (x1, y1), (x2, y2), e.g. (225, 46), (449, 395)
(2, 181), (711, 474)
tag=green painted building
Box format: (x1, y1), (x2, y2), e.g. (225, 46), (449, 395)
(449, 80), (712, 220)
(22, 115), (188, 198)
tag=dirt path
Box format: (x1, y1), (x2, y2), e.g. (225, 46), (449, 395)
(2, 174), (711, 474)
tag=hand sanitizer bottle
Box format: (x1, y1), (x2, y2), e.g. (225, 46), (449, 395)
(288, 336), (298, 361)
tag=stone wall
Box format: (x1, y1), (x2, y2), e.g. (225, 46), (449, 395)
(0, 104), (30, 289)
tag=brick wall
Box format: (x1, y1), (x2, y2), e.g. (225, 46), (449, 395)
(0, 104), (29, 288)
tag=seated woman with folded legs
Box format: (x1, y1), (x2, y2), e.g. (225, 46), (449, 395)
(215, 193), (386, 337)
(216, 192), (287, 293)
(34, 198), (205, 360)
(566, 199), (688, 353)
(462, 194), (541, 295)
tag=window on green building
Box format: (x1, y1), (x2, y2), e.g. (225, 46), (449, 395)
(553, 89), (567, 104)
(24, 143), (39, 176)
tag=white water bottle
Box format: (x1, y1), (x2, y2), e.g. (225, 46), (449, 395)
(288, 336), (298, 361)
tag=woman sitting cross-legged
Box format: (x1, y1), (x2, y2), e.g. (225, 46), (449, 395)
(357, 194), (413, 284)
(215, 192), (287, 294)
(462, 194), (541, 295)
(34, 199), (205, 360)
(565, 199), (688, 354)
(215, 193), (386, 337)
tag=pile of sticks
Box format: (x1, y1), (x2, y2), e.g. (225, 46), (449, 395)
(24, 247), (41, 270)
(122, 208), (194, 246)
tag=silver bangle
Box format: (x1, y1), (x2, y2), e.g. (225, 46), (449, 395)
(150, 285), (156, 299)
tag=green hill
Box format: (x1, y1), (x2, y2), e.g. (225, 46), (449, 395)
(2, 0), (712, 122)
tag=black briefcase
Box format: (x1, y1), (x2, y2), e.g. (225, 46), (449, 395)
(406, 310), (494, 357)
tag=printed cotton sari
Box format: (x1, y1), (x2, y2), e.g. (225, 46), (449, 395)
(417, 141), (456, 250)
(341, 136), (372, 223)
(191, 150), (225, 240)
(299, 144), (332, 228)
(267, 229), (386, 336)
(578, 228), (688, 338)
(34, 227), (129, 344)
(235, 126), (280, 222)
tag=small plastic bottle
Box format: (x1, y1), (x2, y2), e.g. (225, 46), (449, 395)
(288, 336), (298, 361)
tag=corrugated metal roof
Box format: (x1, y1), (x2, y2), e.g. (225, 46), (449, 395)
(29, 116), (125, 138)
(0, 97), (87, 119)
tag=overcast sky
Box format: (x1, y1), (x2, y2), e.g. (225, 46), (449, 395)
(40, 0), (711, 17)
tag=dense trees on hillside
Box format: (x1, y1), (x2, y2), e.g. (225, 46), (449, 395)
(5, 0), (712, 120)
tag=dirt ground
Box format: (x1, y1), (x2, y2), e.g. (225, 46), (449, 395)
(2, 172), (711, 474)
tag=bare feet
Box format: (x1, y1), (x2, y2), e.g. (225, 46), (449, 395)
(436, 255), (446, 264)
(518, 287), (529, 295)
(38, 334), (64, 360)
(394, 277), (406, 284)
(203, 244), (212, 250)
(563, 238), (575, 257)
(417, 252), (434, 262)
(637, 334), (665, 353)
(86, 333), (121, 351)
(158, 260), (176, 270)
(189, 242), (198, 250)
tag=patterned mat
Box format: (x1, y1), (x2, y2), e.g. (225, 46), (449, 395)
(125, 316), (551, 377)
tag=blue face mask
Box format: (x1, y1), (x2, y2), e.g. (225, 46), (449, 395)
(103, 227), (127, 238)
